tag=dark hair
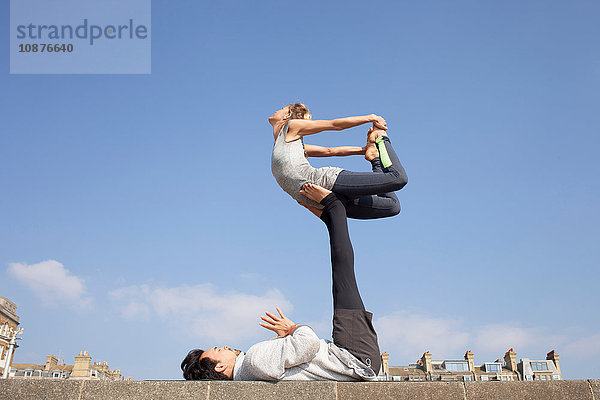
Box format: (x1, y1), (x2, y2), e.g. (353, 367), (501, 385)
(289, 103), (311, 120)
(181, 349), (231, 380)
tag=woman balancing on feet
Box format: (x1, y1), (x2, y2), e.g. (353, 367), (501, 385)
(269, 103), (408, 219)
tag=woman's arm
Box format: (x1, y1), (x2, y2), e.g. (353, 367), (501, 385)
(304, 144), (366, 157)
(287, 114), (387, 140)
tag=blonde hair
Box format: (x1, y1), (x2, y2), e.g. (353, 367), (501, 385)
(288, 103), (312, 120)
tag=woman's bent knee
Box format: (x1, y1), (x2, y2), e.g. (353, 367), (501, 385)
(385, 168), (407, 191)
(390, 175), (408, 191)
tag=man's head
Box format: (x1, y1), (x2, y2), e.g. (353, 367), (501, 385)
(181, 346), (240, 380)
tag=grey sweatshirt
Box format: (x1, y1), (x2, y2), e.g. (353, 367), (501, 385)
(233, 325), (377, 381)
(271, 120), (343, 209)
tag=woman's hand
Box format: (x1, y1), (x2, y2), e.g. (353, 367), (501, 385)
(370, 114), (388, 130)
(259, 307), (297, 338)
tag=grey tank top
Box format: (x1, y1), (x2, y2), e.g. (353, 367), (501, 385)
(271, 121), (343, 209)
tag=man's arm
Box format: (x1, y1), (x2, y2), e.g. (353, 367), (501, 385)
(240, 308), (321, 380)
(243, 325), (321, 380)
(287, 114), (387, 140)
(304, 144), (366, 157)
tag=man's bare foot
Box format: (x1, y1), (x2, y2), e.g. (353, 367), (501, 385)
(367, 125), (388, 144)
(299, 202), (323, 218)
(299, 183), (332, 204)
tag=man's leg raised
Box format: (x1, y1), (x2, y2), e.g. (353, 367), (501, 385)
(300, 183), (382, 374)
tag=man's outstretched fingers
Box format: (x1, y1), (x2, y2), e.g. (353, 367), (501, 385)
(265, 311), (280, 321)
(260, 321), (286, 338)
(259, 322), (276, 332)
(276, 307), (286, 319)
(261, 315), (276, 325)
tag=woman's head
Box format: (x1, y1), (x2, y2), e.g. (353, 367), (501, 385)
(288, 103), (311, 120)
(268, 103), (312, 126)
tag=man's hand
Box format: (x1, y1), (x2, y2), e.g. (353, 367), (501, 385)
(259, 307), (297, 339)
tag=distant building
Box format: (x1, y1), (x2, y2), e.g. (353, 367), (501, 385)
(519, 350), (562, 381)
(471, 349), (519, 382)
(0, 296), (20, 376)
(381, 348), (562, 382)
(382, 353), (427, 382)
(9, 351), (122, 380)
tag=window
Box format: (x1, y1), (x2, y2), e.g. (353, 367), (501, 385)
(480, 375), (489, 381)
(463, 376), (472, 381)
(53, 372), (61, 378)
(485, 363), (501, 373)
(444, 362), (469, 371)
(531, 361), (549, 371)
(540, 375), (547, 380)
(501, 376), (509, 381)
(91, 370), (97, 377)
(553, 375), (561, 380)
(25, 371), (32, 377)
(526, 375), (533, 381)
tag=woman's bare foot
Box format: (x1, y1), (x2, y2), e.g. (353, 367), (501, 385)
(300, 183), (332, 204)
(299, 202), (323, 218)
(365, 144), (379, 161)
(366, 126), (378, 144)
(365, 124), (388, 161)
(367, 125), (388, 144)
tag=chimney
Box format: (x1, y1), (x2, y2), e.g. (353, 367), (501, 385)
(546, 350), (560, 376)
(504, 348), (517, 372)
(464, 350), (474, 372)
(421, 352), (432, 373)
(112, 369), (122, 381)
(70, 351), (92, 379)
(45, 355), (58, 371)
(381, 352), (389, 376)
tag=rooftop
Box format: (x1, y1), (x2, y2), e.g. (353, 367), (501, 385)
(0, 379), (599, 400)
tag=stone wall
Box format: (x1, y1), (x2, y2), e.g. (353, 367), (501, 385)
(0, 379), (599, 400)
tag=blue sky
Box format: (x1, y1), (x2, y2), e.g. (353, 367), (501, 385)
(1, 0), (599, 380)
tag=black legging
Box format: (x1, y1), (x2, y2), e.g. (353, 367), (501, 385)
(332, 136), (408, 220)
(320, 192), (382, 373)
(320, 193), (364, 309)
